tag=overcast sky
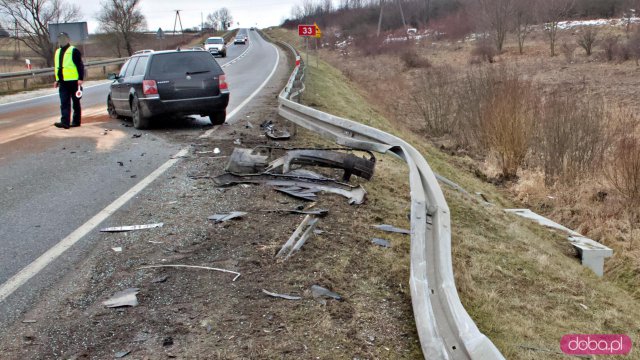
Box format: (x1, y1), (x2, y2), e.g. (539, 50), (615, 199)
(67, 0), (324, 33)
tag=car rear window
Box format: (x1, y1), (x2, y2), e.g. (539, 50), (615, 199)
(207, 38), (224, 44)
(148, 52), (222, 79)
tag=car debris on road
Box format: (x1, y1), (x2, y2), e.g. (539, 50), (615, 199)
(208, 211), (247, 223)
(103, 288), (140, 308)
(310, 285), (343, 301)
(262, 289), (302, 300)
(100, 223), (164, 232)
(277, 215), (319, 259)
(373, 224), (410, 235)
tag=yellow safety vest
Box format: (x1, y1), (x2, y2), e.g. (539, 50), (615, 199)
(54, 46), (79, 81)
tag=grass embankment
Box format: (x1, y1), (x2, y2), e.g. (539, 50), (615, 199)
(267, 27), (640, 359)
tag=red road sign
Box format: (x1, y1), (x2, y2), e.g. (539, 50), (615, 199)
(298, 24), (316, 37)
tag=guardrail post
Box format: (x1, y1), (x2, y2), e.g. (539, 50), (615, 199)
(103, 66), (106, 75)
(23, 79), (27, 89)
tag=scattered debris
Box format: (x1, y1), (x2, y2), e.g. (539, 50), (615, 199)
(310, 285), (343, 301)
(579, 303), (589, 310)
(266, 149), (375, 181)
(138, 265), (241, 282)
(476, 192), (491, 203)
(373, 224), (410, 235)
(132, 134), (142, 138)
(103, 288), (139, 308)
(265, 126), (291, 140)
(130, 175), (137, 179)
(214, 173), (367, 205)
(114, 350), (131, 358)
(213, 148), (221, 155)
(151, 275), (169, 283)
(100, 223), (164, 233)
(314, 229), (325, 235)
(22, 320), (36, 324)
(233, 139), (241, 145)
(262, 289), (302, 300)
(245, 122), (254, 129)
(226, 148), (269, 174)
(372, 238), (391, 248)
(262, 208), (329, 217)
(274, 186), (319, 201)
(162, 337), (174, 347)
(112, 247), (123, 252)
(117, 161), (123, 166)
(208, 211), (247, 223)
(277, 215), (319, 259)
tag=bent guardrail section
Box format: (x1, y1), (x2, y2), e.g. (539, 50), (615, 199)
(276, 41), (505, 360)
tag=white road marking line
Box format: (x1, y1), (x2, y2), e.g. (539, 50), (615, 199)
(199, 42), (280, 139)
(220, 41), (253, 69)
(0, 147), (189, 303)
(0, 81), (112, 107)
(0, 38), (282, 303)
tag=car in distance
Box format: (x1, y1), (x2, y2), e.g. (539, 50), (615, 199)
(106, 50), (230, 129)
(204, 37), (227, 57)
(234, 35), (247, 45)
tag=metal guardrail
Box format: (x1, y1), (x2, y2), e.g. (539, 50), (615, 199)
(276, 41), (505, 360)
(0, 58), (127, 82)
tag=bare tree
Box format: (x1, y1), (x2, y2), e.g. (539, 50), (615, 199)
(514, 0), (535, 54)
(96, 0), (146, 57)
(577, 28), (598, 56)
(539, 0), (574, 57)
(0, 0), (80, 66)
(210, 8), (233, 31)
(476, 0), (513, 53)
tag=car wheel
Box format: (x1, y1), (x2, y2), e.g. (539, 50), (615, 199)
(107, 95), (120, 119)
(222, 52), (227, 58)
(209, 110), (226, 125)
(131, 95), (150, 129)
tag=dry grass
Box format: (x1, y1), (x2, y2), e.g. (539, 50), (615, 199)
(267, 27), (640, 359)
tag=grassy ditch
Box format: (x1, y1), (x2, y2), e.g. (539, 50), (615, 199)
(267, 27), (640, 359)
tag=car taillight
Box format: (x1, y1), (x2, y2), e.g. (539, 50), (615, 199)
(143, 80), (158, 95)
(219, 75), (228, 91)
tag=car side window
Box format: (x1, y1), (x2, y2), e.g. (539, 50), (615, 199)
(132, 56), (148, 76)
(118, 59), (131, 77)
(124, 58), (138, 78)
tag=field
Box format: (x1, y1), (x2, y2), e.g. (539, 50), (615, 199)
(264, 27), (640, 358)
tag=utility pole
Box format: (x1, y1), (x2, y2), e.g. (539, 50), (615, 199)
(173, 10), (184, 42)
(377, 0), (384, 37)
(201, 12), (204, 34)
(398, 0), (407, 29)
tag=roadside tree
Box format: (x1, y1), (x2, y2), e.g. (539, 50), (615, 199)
(96, 0), (146, 57)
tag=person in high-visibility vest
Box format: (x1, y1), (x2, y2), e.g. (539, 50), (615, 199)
(53, 32), (84, 129)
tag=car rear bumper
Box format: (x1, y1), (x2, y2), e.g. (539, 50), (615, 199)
(139, 92), (230, 118)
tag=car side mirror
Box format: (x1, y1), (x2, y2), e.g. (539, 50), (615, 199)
(107, 73), (118, 80)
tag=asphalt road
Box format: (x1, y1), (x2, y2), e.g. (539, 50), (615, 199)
(0, 29), (281, 327)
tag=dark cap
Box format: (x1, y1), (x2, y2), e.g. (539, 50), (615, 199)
(58, 32), (70, 38)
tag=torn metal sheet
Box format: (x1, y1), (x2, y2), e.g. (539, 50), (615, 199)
(310, 285), (343, 301)
(115, 350), (131, 358)
(277, 215), (319, 259)
(226, 148), (269, 174)
(208, 211), (247, 223)
(262, 289), (302, 300)
(275, 186), (319, 201)
(373, 224), (411, 235)
(266, 149), (376, 181)
(285, 169), (332, 181)
(151, 275), (169, 283)
(372, 238), (392, 248)
(100, 223), (164, 233)
(262, 208), (329, 217)
(213, 172), (355, 188)
(213, 174), (367, 204)
(266, 128), (291, 140)
(103, 288), (139, 308)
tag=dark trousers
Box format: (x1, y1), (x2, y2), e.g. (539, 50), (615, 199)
(58, 81), (81, 126)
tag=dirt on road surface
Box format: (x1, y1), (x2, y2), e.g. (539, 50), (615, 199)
(0, 72), (421, 359)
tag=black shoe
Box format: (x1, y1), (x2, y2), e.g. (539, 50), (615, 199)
(70, 123), (81, 127)
(54, 122), (70, 129)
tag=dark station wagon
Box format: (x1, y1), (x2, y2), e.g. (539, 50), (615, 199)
(107, 50), (230, 129)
